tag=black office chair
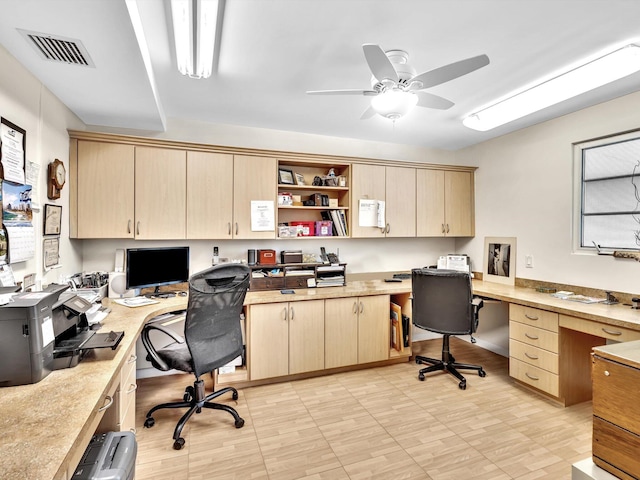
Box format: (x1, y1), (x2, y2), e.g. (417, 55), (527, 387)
(411, 268), (486, 390)
(141, 263), (250, 450)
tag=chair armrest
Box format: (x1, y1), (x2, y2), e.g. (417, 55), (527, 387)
(141, 323), (185, 371)
(472, 296), (484, 312)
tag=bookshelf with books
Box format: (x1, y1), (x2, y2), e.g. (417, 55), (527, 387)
(389, 293), (413, 358)
(277, 159), (350, 238)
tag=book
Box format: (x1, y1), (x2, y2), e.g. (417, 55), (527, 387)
(390, 302), (402, 352)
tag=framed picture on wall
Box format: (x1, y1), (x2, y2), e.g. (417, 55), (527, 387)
(43, 204), (62, 235)
(278, 168), (295, 185)
(483, 236), (516, 285)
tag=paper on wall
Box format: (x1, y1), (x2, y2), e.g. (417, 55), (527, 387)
(250, 200), (275, 231)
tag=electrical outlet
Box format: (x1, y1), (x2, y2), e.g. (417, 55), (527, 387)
(525, 254), (534, 268)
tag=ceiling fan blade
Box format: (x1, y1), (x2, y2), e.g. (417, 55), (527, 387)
(416, 92), (454, 110)
(411, 54), (490, 90)
(360, 106), (377, 120)
(306, 89), (377, 96)
(363, 44), (398, 83)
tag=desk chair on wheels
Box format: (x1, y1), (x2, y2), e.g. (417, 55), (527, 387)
(411, 268), (486, 390)
(141, 263), (250, 450)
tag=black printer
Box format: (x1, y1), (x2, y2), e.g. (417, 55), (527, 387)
(0, 284), (123, 387)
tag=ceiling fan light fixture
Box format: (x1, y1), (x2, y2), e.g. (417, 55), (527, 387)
(171, 0), (219, 79)
(463, 43), (640, 131)
(371, 89), (418, 120)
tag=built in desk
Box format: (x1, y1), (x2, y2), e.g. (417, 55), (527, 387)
(2, 278), (640, 479)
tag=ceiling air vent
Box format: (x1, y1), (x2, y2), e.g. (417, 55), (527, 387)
(18, 29), (95, 67)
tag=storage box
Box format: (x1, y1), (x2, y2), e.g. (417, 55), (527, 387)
(289, 221), (315, 236)
(258, 249), (276, 264)
(281, 250), (303, 263)
(315, 221), (333, 236)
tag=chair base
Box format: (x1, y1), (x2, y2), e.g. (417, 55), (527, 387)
(143, 378), (244, 449)
(416, 335), (486, 390)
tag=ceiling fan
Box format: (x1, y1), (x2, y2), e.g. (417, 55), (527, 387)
(307, 44), (490, 121)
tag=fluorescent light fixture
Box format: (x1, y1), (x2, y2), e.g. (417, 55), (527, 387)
(371, 89), (418, 120)
(463, 44), (640, 131)
(171, 0), (219, 79)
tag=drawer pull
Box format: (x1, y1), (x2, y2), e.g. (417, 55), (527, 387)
(127, 354), (137, 364)
(525, 333), (539, 340)
(601, 328), (622, 336)
(524, 352), (539, 360)
(604, 370), (610, 376)
(130, 427), (137, 435)
(525, 372), (539, 381)
(98, 395), (114, 412)
(126, 383), (138, 394)
(525, 314), (539, 320)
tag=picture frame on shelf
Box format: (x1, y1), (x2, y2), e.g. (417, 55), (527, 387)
(294, 172), (305, 185)
(43, 203), (62, 236)
(482, 236), (516, 285)
(278, 168), (295, 185)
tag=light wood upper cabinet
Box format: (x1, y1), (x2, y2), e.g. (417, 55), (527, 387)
(186, 151), (234, 239)
(417, 169), (474, 237)
(74, 140), (135, 238)
(233, 155), (277, 239)
(351, 164), (416, 238)
(134, 146), (186, 239)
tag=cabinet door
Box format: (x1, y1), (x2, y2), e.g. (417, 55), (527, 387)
(135, 146), (186, 239)
(233, 155), (277, 239)
(385, 166), (416, 237)
(289, 300), (325, 375)
(350, 164), (386, 238)
(76, 141), (135, 238)
(357, 295), (390, 364)
(325, 297), (358, 368)
(248, 303), (289, 380)
(445, 170), (474, 237)
(416, 169), (445, 236)
(186, 151), (234, 239)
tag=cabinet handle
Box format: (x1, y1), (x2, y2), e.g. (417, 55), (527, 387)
(524, 352), (539, 360)
(386, 223), (390, 234)
(136, 221), (140, 235)
(441, 224), (445, 234)
(228, 222), (231, 235)
(282, 307), (288, 321)
(127, 219), (131, 234)
(446, 224), (450, 233)
(602, 328), (622, 336)
(290, 306), (295, 320)
(235, 222), (239, 235)
(525, 372), (539, 381)
(130, 427), (137, 435)
(126, 383), (138, 394)
(524, 314), (539, 320)
(604, 370), (610, 376)
(352, 302), (358, 314)
(127, 354), (137, 364)
(359, 302), (364, 314)
(524, 333), (539, 340)
(98, 395), (113, 412)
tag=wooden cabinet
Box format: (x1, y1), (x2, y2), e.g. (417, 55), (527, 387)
(73, 140), (135, 238)
(134, 146), (186, 239)
(233, 155), (277, 239)
(351, 164), (416, 238)
(248, 299), (324, 380)
(417, 169), (474, 237)
(592, 342), (640, 479)
(325, 295), (391, 367)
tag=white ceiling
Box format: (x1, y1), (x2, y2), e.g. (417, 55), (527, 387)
(2, 0), (640, 150)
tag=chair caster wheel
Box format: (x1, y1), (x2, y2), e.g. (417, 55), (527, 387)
(459, 381), (467, 390)
(235, 418), (245, 428)
(144, 417), (155, 428)
(479, 369), (486, 377)
(232, 391), (239, 401)
(173, 438), (185, 450)
(418, 373), (425, 381)
(184, 386), (194, 402)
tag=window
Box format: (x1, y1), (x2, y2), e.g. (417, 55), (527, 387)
(576, 131), (640, 250)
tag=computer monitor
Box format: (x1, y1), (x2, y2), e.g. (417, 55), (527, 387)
(126, 246), (190, 294)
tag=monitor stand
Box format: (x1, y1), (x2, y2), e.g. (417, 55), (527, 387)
(145, 287), (177, 299)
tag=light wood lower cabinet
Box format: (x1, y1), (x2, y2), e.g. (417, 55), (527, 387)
(356, 295), (391, 364)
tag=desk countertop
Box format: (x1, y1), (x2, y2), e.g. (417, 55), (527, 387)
(2, 278), (640, 479)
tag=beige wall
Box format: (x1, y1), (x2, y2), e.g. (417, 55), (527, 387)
(456, 90), (640, 294)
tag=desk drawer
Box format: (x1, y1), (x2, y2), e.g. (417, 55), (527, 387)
(510, 357), (559, 397)
(509, 339), (558, 374)
(560, 314), (640, 342)
(509, 304), (558, 332)
(509, 321), (559, 352)
(593, 416), (640, 479)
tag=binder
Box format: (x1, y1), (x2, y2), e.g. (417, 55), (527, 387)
(390, 302), (402, 351)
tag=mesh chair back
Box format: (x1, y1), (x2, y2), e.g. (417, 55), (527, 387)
(185, 264), (250, 378)
(411, 268), (474, 335)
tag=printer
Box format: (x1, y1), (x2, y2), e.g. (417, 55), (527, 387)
(0, 284), (124, 387)
(71, 431), (137, 480)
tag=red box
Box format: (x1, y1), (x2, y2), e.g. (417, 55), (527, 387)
(290, 221), (315, 236)
(258, 249), (276, 264)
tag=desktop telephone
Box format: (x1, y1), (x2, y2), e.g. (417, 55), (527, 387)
(320, 247), (340, 265)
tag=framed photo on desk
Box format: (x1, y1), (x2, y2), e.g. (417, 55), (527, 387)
(43, 204), (62, 235)
(483, 236), (516, 285)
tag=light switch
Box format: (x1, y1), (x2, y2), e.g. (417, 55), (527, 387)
(525, 255), (534, 268)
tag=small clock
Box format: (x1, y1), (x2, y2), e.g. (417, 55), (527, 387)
(47, 159), (66, 200)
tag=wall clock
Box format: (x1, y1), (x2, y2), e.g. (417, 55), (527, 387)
(47, 158), (66, 200)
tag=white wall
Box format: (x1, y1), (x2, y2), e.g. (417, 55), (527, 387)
(455, 90), (640, 295)
(0, 44), (84, 288)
